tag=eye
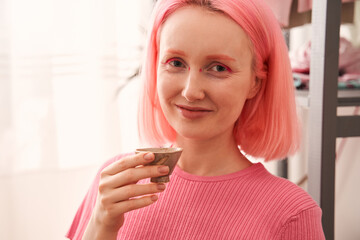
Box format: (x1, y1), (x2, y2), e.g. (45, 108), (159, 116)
(209, 64), (232, 73)
(161, 57), (187, 73)
(170, 60), (184, 67)
(166, 58), (186, 68)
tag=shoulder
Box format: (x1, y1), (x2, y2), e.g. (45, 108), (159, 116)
(247, 163), (320, 218)
(243, 163), (324, 237)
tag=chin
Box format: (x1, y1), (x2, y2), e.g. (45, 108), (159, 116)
(175, 127), (216, 141)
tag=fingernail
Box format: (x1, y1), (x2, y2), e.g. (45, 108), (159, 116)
(158, 166), (169, 174)
(151, 195), (158, 202)
(144, 152), (154, 161)
(157, 183), (166, 190)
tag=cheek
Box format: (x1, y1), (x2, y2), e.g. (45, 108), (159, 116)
(156, 73), (167, 101)
(157, 74), (182, 126)
(157, 73), (179, 105)
(156, 77), (165, 102)
(223, 98), (245, 117)
(221, 87), (250, 116)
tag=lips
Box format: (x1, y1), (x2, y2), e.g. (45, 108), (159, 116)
(176, 104), (211, 111)
(175, 104), (213, 119)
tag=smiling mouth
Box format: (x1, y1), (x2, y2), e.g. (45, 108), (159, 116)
(175, 104), (213, 120)
(175, 104), (212, 112)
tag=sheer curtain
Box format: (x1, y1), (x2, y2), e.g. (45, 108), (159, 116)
(0, 0), (153, 174)
(0, 0), (152, 239)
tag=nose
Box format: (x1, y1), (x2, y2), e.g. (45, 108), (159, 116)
(181, 71), (205, 102)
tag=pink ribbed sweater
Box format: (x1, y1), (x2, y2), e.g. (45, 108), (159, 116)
(66, 153), (325, 239)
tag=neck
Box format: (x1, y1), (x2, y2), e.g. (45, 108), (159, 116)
(175, 131), (252, 176)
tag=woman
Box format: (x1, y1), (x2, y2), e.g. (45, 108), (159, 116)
(66, 0), (325, 239)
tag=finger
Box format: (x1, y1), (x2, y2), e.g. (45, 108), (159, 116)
(102, 152), (155, 176)
(112, 195), (159, 216)
(111, 165), (170, 188)
(104, 183), (166, 204)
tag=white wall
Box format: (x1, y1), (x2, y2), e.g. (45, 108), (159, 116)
(0, 166), (98, 240)
(334, 108), (360, 240)
(0, 176), (11, 239)
(0, 0), (153, 239)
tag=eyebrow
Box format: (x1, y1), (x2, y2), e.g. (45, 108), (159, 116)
(165, 49), (236, 62)
(165, 49), (188, 57)
(206, 54), (236, 62)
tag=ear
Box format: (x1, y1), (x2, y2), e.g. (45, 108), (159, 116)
(247, 77), (262, 99)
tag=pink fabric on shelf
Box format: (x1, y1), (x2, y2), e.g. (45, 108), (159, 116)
(263, 0), (293, 26)
(289, 40), (312, 73)
(66, 153), (325, 240)
(298, 0), (355, 13)
(297, 0), (311, 12)
(265, 0), (355, 27)
(290, 37), (360, 80)
(339, 38), (360, 74)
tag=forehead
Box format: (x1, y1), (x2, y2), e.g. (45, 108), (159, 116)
(158, 6), (252, 59)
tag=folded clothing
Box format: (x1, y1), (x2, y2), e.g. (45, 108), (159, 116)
(290, 37), (360, 90)
(293, 73), (360, 90)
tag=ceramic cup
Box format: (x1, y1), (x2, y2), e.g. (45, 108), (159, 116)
(135, 147), (183, 183)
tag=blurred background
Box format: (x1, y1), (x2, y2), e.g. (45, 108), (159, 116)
(0, 0), (359, 239)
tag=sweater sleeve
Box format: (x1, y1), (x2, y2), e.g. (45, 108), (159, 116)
(65, 181), (98, 240)
(278, 206), (325, 240)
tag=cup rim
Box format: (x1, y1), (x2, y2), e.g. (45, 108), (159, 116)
(135, 147), (183, 153)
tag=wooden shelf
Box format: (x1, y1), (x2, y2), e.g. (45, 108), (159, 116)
(296, 89), (360, 108)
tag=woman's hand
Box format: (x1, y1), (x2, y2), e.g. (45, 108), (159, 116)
(82, 152), (169, 240)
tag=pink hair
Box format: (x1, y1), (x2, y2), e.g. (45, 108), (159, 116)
(138, 0), (300, 161)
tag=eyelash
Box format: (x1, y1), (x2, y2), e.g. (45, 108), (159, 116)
(163, 58), (232, 74)
(209, 64), (232, 73)
(165, 58), (186, 68)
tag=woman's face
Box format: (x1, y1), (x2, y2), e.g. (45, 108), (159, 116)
(157, 6), (259, 141)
